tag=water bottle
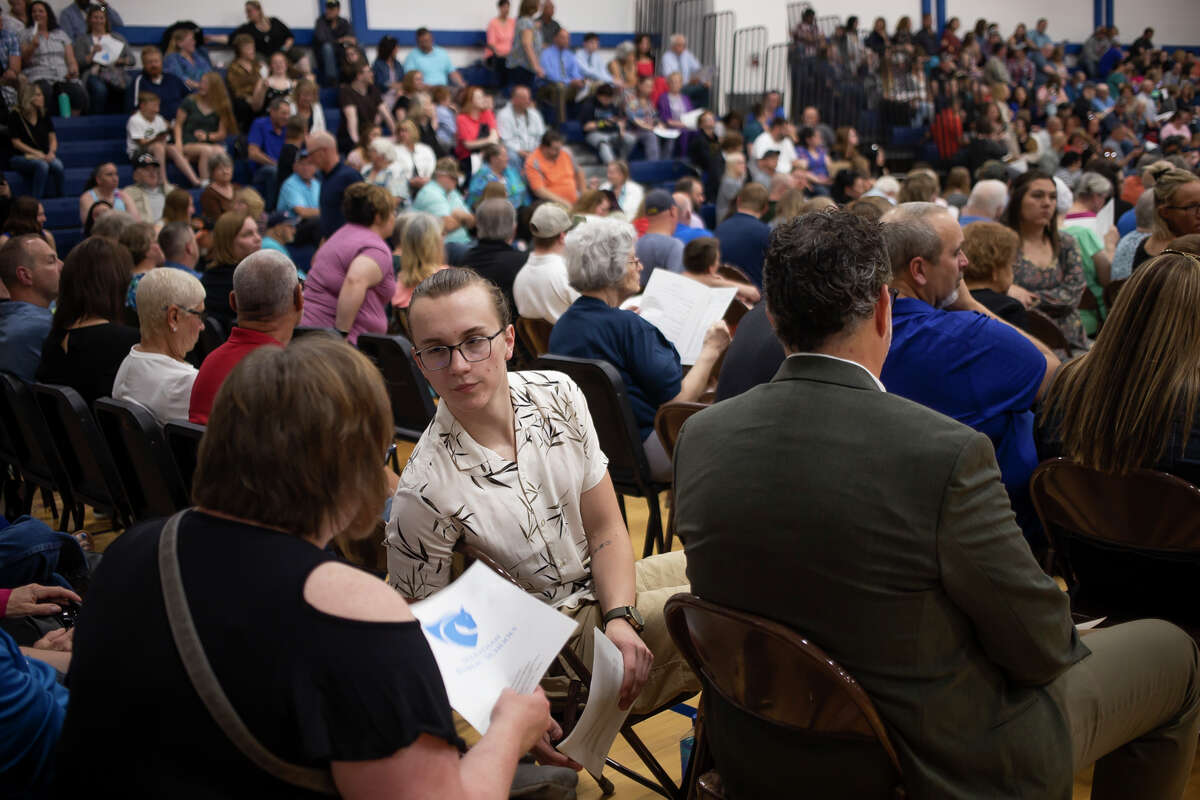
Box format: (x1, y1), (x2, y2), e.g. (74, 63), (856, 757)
(57, 92), (70, 118)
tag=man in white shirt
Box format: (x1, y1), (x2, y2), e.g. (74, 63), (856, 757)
(513, 203), (578, 323)
(497, 85), (547, 168)
(661, 33), (708, 107)
(752, 118), (798, 174)
(125, 152), (176, 224)
(574, 32), (609, 83)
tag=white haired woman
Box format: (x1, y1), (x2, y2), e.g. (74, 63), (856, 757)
(547, 217), (730, 480)
(361, 136), (409, 209)
(112, 267), (206, 423)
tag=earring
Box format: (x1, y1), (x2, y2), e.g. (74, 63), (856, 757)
(171, 325), (177, 332)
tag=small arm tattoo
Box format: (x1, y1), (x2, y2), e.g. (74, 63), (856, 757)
(591, 538), (612, 555)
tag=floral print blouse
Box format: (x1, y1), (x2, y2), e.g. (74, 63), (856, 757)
(386, 370), (609, 608)
(1013, 231), (1088, 352)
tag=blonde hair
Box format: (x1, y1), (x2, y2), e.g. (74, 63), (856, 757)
(1151, 167), (1200, 239)
(135, 267), (205, 336)
(236, 187), (265, 220)
(399, 212), (444, 288)
(1045, 251), (1200, 474)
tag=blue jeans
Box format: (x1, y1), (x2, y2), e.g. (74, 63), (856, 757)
(252, 164), (279, 212)
(9, 156), (65, 199)
(318, 41), (338, 87)
(0, 516), (85, 591)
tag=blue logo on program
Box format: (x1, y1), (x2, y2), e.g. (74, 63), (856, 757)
(425, 607), (479, 647)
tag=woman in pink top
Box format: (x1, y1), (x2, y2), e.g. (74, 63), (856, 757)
(486, 0), (515, 70)
(300, 183), (397, 343)
(455, 85), (500, 164)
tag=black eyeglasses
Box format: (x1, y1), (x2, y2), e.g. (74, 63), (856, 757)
(164, 304), (205, 317)
(1164, 203), (1200, 215)
(888, 287), (899, 307)
(414, 329), (505, 371)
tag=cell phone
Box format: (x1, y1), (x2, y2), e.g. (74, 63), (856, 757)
(58, 601), (81, 629)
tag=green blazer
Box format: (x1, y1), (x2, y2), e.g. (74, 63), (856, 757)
(675, 354), (1088, 800)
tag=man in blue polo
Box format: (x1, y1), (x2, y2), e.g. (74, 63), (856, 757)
(248, 97), (290, 211)
(403, 27), (463, 88)
(880, 202), (1060, 538)
(0, 234), (59, 381)
(307, 131), (362, 239)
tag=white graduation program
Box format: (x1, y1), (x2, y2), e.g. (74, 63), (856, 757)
(556, 631), (634, 776)
(637, 269), (737, 365)
(410, 562), (578, 733)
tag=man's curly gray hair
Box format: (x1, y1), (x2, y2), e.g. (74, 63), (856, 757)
(565, 218), (637, 293)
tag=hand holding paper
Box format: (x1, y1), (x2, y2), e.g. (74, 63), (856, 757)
(410, 562), (578, 734)
(556, 633), (635, 776)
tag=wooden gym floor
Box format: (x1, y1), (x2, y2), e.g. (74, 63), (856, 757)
(34, 437), (1200, 798)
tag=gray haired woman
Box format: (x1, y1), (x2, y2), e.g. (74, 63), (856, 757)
(547, 217), (729, 479)
(112, 267), (206, 423)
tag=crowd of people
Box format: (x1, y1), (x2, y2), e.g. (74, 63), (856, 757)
(1, 2), (1200, 798)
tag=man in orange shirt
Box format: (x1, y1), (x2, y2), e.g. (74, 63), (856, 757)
(523, 130), (584, 207)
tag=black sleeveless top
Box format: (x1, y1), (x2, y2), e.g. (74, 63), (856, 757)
(54, 511), (463, 798)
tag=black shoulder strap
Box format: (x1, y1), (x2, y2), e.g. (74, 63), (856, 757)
(158, 511), (338, 796)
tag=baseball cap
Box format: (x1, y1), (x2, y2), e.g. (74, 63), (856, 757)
(529, 203), (572, 237)
(133, 151), (160, 168)
(643, 189), (674, 216)
(266, 210), (297, 228)
(324, 0), (339, 6)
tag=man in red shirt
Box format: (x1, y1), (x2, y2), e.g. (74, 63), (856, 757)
(189, 251), (303, 424)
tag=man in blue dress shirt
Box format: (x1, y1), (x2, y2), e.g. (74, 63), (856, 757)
(0, 235), (60, 381)
(879, 202), (1060, 538)
(713, 183), (771, 288)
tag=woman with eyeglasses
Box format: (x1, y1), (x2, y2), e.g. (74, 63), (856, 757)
(387, 266), (701, 760)
(547, 217), (730, 481)
(300, 183), (396, 342)
(112, 268), (205, 423)
(1129, 166), (1200, 272)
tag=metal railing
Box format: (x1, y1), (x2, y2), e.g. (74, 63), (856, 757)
(668, 0), (708, 63)
(817, 15), (841, 38)
(728, 25), (768, 113)
(764, 42), (790, 109)
(785, 2), (811, 36)
(635, 0), (667, 44)
(701, 10), (734, 115)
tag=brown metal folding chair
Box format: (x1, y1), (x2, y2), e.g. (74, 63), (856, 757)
(516, 317), (555, 358)
(664, 593), (905, 800)
(653, 401), (708, 550)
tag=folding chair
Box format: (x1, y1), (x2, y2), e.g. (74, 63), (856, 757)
(1102, 278), (1126, 312)
(1030, 458), (1200, 635)
(93, 398), (190, 522)
(664, 593), (906, 799)
(0, 371), (76, 528)
(356, 333), (437, 456)
(1024, 308), (1073, 356)
(453, 539), (692, 799)
(653, 402), (708, 550)
(515, 317), (554, 359)
(32, 383), (132, 531)
(164, 420), (206, 499)
(534, 355), (669, 558)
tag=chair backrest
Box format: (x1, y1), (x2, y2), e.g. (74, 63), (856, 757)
(164, 420), (206, 497)
(515, 317), (554, 358)
(1024, 308), (1072, 355)
(93, 397), (190, 522)
(1030, 458), (1200, 623)
(533, 354), (657, 492)
(653, 401), (707, 462)
(722, 300), (749, 330)
(0, 371), (75, 505)
(32, 383), (131, 525)
(186, 314), (226, 369)
(356, 333), (437, 442)
(1102, 278), (1126, 312)
(664, 593), (902, 771)
(292, 326), (340, 339)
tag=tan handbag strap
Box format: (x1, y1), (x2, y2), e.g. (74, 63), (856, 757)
(158, 510), (338, 796)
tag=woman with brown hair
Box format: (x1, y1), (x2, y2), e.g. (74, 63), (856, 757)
(962, 220), (1028, 330)
(199, 152), (241, 222)
(570, 190), (611, 218)
(201, 210), (261, 334)
(35, 236), (139, 407)
(300, 183), (397, 341)
(226, 33), (266, 132)
(1036, 250), (1200, 484)
(175, 73), (237, 183)
(1130, 166), (1200, 272)
(56, 334), (555, 797)
(1002, 170), (1088, 352)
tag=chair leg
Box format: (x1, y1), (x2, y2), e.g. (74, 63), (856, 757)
(40, 487), (58, 520)
(56, 499), (73, 532)
(664, 489), (675, 553)
(643, 492), (665, 559)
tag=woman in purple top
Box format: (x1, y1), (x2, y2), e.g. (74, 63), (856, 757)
(655, 72), (693, 157)
(300, 183), (396, 343)
(798, 125), (832, 193)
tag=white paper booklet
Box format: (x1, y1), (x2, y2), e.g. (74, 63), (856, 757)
(410, 562), (578, 733)
(94, 34), (124, 65)
(556, 632), (633, 776)
(1091, 199), (1114, 240)
(637, 269), (736, 365)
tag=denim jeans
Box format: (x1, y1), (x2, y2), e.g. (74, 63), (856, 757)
(318, 42), (338, 87)
(9, 156), (65, 199)
(84, 75), (122, 114)
(252, 164), (279, 212)
(0, 516), (86, 591)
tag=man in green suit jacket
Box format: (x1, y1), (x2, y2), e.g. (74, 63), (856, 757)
(674, 210), (1200, 800)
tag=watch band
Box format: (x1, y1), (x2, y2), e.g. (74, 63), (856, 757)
(601, 605), (644, 633)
